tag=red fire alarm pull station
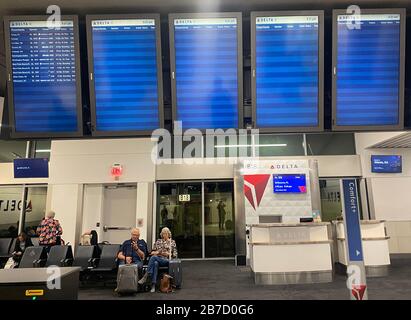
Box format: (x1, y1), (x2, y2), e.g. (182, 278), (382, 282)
(111, 164), (123, 180)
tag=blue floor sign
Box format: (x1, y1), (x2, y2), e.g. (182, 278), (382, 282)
(342, 179), (364, 262)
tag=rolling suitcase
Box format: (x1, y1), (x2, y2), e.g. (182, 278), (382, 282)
(116, 264), (139, 294)
(115, 244), (139, 295)
(168, 259), (182, 289)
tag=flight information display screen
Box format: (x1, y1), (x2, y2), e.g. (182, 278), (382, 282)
(173, 17), (240, 129)
(335, 13), (402, 127)
(371, 155), (402, 173)
(273, 174), (307, 193)
(255, 15), (320, 128)
(14, 158), (49, 178)
(7, 20), (80, 135)
(90, 18), (161, 132)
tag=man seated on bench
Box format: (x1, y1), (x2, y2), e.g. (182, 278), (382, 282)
(138, 227), (177, 293)
(117, 228), (148, 278)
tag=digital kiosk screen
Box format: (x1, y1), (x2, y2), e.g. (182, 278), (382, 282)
(273, 174), (307, 193)
(172, 17), (240, 129)
(14, 158), (49, 178)
(255, 15), (320, 128)
(371, 155), (402, 173)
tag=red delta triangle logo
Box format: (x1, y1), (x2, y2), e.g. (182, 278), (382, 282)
(243, 174), (271, 210)
(352, 285), (367, 300)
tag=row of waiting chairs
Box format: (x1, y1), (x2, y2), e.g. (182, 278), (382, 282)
(75, 244), (121, 272)
(19, 245), (73, 268)
(0, 238), (121, 273)
(18, 244), (122, 272)
(0, 237), (40, 259)
(2, 240), (180, 289)
(0, 238), (24, 263)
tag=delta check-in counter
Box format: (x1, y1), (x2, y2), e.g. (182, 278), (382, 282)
(248, 222), (333, 285)
(334, 220), (390, 277)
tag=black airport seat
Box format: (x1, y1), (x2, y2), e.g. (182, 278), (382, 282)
(73, 245), (98, 272)
(45, 245), (74, 267)
(8, 239), (16, 255)
(19, 246), (47, 268)
(91, 244), (120, 272)
(0, 238), (13, 259)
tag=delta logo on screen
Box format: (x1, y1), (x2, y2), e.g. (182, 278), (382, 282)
(243, 174), (270, 210)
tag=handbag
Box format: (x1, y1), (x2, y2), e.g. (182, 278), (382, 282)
(4, 257), (17, 269)
(160, 274), (173, 293)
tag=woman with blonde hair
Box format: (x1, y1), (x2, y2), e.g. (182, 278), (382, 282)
(138, 227), (177, 292)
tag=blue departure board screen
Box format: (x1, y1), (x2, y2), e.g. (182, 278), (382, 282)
(173, 17), (239, 129)
(8, 20), (79, 134)
(90, 19), (161, 132)
(273, 174), (307, 193)
(255, 16), (320, 128)
(335, 14), (402, 127)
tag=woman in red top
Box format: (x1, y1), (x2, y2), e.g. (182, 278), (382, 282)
(36, 211), (63, 251)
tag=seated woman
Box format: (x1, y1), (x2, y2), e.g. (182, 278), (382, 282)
(138, 227), (177, 292)
(12, 232), (33, 266)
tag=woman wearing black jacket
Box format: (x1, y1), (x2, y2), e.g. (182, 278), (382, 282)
(12, 232), (33, 263)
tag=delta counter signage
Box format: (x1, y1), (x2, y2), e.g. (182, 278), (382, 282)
(242, 160), (313, 224)
(341, 179), (368, 300)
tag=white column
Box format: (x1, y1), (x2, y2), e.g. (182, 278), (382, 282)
(49, 184), (84, 250)
(136, 182), (153, 244)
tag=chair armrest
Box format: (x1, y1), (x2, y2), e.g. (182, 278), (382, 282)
(33, 259), (42, 268)
(87, 258), (95, 268)
(38, 258), (47, 267)
(91, 258), (99, 268)
(62, 258), (73, 267)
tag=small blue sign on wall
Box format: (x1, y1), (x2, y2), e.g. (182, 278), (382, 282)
(371, 155), (402, 173)
(342, 179), (364, 262)
(14, 158), (49, 178)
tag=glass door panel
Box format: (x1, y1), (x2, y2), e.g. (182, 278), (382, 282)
(204, 181), (235, 258)
(158, 183), (202, 258)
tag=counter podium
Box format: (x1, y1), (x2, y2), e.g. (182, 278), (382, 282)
(334, 220), (390, 277)
(248, 222), (333, 285)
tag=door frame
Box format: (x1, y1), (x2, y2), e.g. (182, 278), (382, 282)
(155, 179), (235, 260)
(319, 177), (370, 221)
